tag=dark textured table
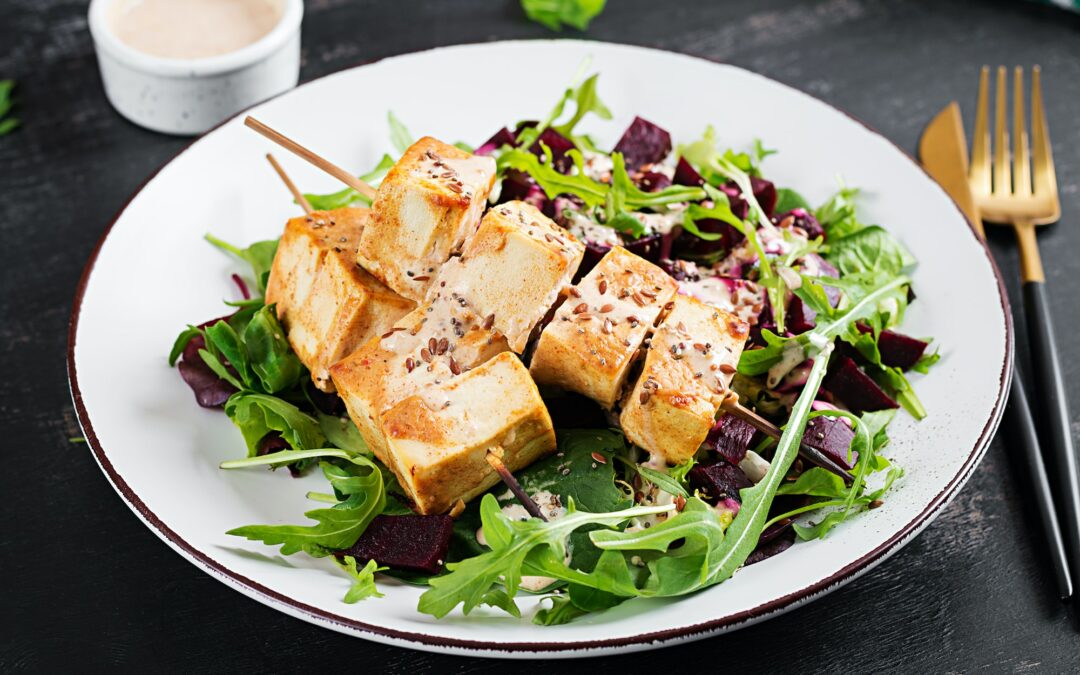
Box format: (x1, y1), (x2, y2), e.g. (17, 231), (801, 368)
(4, 0), (1080, 671)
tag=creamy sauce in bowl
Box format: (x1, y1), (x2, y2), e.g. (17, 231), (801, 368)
(108, 0), (284, 60)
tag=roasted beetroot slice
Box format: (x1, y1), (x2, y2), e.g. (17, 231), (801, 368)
(573, 240), (612, 281)
(338, 514), (454, 575)
(706, 414), (757, 465)
(825, 356), (899, 412)
(673, 157), (704, 186)
(803, 415), (858, 470)
(878, 330), (929, 370)
(528, 128), (575, 172)
(622, 232), (665, 263)
(178, 359), (237, 408)
(499, 170), (550, 213)
(749, 177), (777, 218)
(637, 170), (672, 192)
(688, 460), (753, 505)
(776, 207), (824, 240)
(475, 127), (515, 156)
(745, 524), (796, 566)
(786, 295), (817, 335)
(613, 116), (672, 171)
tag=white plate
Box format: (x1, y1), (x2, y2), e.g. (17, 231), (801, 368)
(68, 40), (1012, 658)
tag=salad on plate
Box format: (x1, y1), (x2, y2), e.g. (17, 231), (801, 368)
(169, 69), (938, 625)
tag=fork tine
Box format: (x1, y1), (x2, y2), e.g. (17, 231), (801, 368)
(1013, 67), (1032, 196)
(1031, 66), (1058, 200)
(994, 66), (1011, 194)
(971, 66), (992, 195)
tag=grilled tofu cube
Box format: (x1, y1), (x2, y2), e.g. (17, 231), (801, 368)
(530, 246), (679, 408)
(431, 200), (585, 353)
(620, 295), (749, 465)
(265, 207), (415, 391)
(358, 137), (497, 302)
(329, 291), (509, 463)
(380, 351), (557, 514)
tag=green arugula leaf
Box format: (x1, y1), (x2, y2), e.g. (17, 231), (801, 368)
(615, 456), (689, 498)
(224, 393), (325, 457)
(227, 455), (385, 557)
(521, 0), (606, 31)
(387, 111), (413, 155)
(416, 495), (673, 619)
(303, 154), (395, 210)
(0, 80), (19, 135)
(776, 467), (849, 498)
(533, 594), (590, 625)
(498, 147), (608, 207)
(826, 225), (915, 280)
(737, 274), (910, 377)
(336, 557), (386, 603)
(814, 184), (863, 239)
(204, 234), (278, 295)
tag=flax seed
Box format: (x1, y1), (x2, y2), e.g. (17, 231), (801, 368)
(639, 390), (651, 404)
(719, 363), (737, 374)
(600, 303), (614, 313)
(420, 348), (432, 363)
(413, 275), (430, 282)
(591, 452), (607, 464)
(572, 302), (588, 314)
(437, 337), (449, 355)
(428, 337), (438, 353)
(405, 358), (416, 372)
(598, 279), (608, 294)
(449, 356), (461, 375)
(483, 313), (495, 330)
(569, 286), (582, 298)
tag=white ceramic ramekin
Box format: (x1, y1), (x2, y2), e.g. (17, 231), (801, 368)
(88, 0), (303, 136)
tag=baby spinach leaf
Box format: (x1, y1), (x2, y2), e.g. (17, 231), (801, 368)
(774, 188), (811, 214)
(815, 184), (863, 239)
(242, 305), (303, 393)
(826, 225), (916, 279)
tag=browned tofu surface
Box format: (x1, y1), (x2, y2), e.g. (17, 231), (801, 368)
(380, 351), (557, 514)
(357, 137), (496, 302)
(329, 291), (508, 464)
(430, 200), (585, 353)
(529, 246), (679, 408)
(620, 295), (749, 465)
(265, 207), (415, 391)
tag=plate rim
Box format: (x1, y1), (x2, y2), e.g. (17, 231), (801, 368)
(66, 38), (1014, 657)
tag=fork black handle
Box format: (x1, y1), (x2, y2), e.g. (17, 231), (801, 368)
(1023, 280), (1080, 603)
(1006, 362), (1072, 600)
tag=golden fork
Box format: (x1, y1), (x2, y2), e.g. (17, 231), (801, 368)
(970, 65), (1080, 606)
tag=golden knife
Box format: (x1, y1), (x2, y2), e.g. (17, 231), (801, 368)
(918, 102), (983, 238)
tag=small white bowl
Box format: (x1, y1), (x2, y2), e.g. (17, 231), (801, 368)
(88, 0), (303, 136)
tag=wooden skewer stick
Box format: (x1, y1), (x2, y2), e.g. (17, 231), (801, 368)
(485, 449), (548, 521)
(722, 397), (855, 486)
(265, 153), (313, 214)
(245, 116), (377, 200)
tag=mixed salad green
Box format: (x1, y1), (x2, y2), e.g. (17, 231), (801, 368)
(170, 71), (937, 624)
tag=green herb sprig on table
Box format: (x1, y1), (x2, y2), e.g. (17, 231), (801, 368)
(521, 0), (606, 32)
(0, 80), (19, 135)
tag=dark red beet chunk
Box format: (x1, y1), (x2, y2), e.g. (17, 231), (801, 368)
(499, 170), (550, 213)
(637, 170), (672, 192)
(745, 524), (796, 566)
(803, 415), (858, 470)
(825, 356), (899, 412)
(748, 177), (777, 218)
(706, 414), (757, 465)
(613, 116), (672, 171)
(673, 157), (704, 186)
(786, 295), (817, 335)
(878, 330), (929, 370)
(688, 460), (753, 505)
(338, 514), (454, 575)
(776, 207), (824, 240)
(622, 232), (664, 263)
(475, 127), (515, 156)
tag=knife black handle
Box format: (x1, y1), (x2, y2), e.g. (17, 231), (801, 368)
(1023, 280), (1080, 604)
(1006, 363), (1072, 600)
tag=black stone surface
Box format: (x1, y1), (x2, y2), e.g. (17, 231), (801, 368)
(3, 0), (1080, 671)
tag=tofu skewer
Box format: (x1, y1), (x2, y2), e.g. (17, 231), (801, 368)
(266, 153), (313, 214)
(261, 156), (415, 391)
